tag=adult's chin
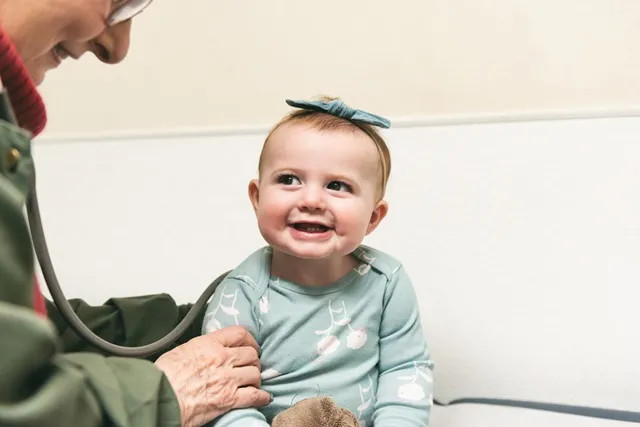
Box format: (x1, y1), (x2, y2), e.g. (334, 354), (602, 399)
(30, 69), (46, 86)
(23, 61), (47, 86)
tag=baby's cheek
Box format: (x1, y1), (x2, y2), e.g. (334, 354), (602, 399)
(339, 216), (370, 246)
(257, 209), (287, 242)
(260, 204), (286, 226)
(347, 205), (372, 229)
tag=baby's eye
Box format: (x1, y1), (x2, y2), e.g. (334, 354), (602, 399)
(327, 181), (352, 192)
(278, 174), (301, 185)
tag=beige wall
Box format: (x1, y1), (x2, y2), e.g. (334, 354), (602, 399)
(39, 0), (640, 137)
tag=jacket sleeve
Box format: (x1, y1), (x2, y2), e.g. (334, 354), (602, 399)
(0, 122), (183, 426)
(0, 302), (182, 427)
(46, 294), (205, 361)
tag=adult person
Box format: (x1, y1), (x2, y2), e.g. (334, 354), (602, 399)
(0, 0), (271, 425)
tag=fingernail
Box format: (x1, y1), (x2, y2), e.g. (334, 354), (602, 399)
(269, 393), (274, 403)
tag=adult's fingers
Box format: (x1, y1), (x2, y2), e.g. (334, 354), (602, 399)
(232, 386), (272, 410)
(156, 329), (270, 427)
(229, 346), (260, 368)
(232, 365), (261, 388)
(210, 326), (260, 350)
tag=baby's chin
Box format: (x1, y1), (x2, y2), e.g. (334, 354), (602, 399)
(274, 245), (354, 261)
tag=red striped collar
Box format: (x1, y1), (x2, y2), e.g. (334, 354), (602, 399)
(0, 25), (47, 136)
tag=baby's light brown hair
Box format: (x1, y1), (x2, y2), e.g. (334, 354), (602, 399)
(258, 98), (391, 199)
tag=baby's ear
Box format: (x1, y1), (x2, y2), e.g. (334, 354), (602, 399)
(366, 200), (388, 235)
(248, 179), (260, 212)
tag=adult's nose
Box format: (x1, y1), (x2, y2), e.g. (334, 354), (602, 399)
(90, 19), (132, 64)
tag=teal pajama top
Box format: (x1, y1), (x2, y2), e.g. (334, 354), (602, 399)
(202, 246), (433, 426)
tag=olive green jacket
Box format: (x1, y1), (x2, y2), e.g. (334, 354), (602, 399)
(0, 120), (205, 426)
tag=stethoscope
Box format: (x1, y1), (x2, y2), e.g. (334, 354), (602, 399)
(28, 181), (226, 357)
(2, 0), (225, 356)
(1, 92), (225, 358)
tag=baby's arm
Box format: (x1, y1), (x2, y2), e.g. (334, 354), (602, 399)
(202, 278), (270, 427)
(373, 266), (434, 426)
(207, 408), (269, 427)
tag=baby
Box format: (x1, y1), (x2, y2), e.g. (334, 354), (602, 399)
(203, 97), (433, 426)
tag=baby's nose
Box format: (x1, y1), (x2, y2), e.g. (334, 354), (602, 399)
(298, 186), (326, 211)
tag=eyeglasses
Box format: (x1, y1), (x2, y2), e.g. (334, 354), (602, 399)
(108, 0), (154, 26)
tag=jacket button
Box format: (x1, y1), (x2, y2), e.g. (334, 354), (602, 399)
(4, 148), (21, 172)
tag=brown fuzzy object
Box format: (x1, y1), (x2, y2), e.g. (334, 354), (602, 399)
(272, 396), (360, 427)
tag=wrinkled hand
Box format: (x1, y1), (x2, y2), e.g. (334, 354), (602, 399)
(155, 326), (271, 427)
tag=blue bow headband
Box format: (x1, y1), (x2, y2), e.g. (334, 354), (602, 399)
(285, 99), (391, 129)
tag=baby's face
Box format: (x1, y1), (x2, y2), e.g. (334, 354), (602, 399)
(250, 122), (387, 261)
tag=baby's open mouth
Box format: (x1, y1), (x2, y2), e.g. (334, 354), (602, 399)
(291, 223), (331, 233)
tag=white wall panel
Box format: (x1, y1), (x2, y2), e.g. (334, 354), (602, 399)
(34, 116), (640, 410)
